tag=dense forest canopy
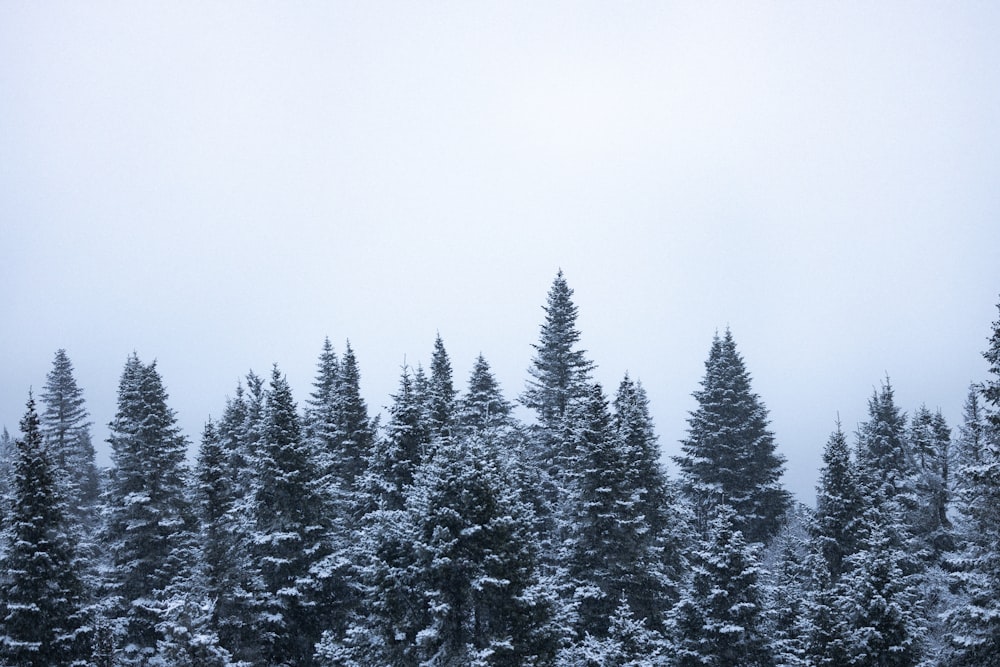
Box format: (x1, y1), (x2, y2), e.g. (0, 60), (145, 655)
(2, 273), (999, 666)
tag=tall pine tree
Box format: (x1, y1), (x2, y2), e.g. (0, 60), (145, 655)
(675, 329), (790, 544)
(102, 354), (196, 664)
(39, 349), (100, 525)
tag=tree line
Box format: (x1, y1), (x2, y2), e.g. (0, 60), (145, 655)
(2, 271), (999, 666)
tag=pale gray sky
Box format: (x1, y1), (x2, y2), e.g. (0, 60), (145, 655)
(3, 2), (999, 501)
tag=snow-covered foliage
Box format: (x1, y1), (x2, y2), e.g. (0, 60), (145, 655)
(2, 275), (998, 667)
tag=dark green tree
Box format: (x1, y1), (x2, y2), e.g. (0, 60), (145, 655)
(810, 423), (865, 580)
(427, 333), (458, 441)
(522, 269), (594, 430)
(39, 349), (100, 525)
(458, 354), (513, 434)
(250, 365), (332, 666)
(0, 393), (86, 666)
(670, 504), (774, 667)
(675, 329), (790, 544)
(103, 354), (197, 664)
(945, 298), (1000, 666)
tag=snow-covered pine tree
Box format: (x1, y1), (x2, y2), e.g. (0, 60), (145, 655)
(611, 375), (686, 619)
(39, 349), (100, 526)
(522, 270), (594, 431)
(304, 338), (342, 492)
(835, 506), (924, 667)
(944, 299), (1000, 666)
(908, 405), (952, 559)
(810, 423), (865, 581)
(350, 433), (557, 666)
(669, 503), (774, 667)
(250, 365), (332, 666)
(102, 354), (197, 664)
(953, 384), (986, 495)
(336, 341), (374, 493)
(360, 365), (430, 512)
(566, 378), (681, 644)
(0, 393), (87, 666)
(675, 329), (790, 544)
(427, 333), (458, 441)
(458, 354), (513, 435)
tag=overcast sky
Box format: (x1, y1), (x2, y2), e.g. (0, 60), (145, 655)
(3, 2), (999, 501)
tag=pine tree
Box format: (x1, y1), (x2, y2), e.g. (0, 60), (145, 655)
(0, 393), (87, 666)
(250, 365), (332, 666)
(944, 298), (1000, 666)
(908, 405), (952, 559)
(334, 433), (557, 666)
(427, 334), (458, 440)
(810, 423), (865, 580)
(458, 354), (513, 434)
(675, 329), (790, 544)
(567, 378), (681, 641)
(39, 349), (100, 525)
(522, 270), (594, 430)
(336, 341), (374, 492)
(361, 365), (430, 512)
(835, 508), (923, 667)
(669, 504), (774, 667)
(103, 354), (196, 663)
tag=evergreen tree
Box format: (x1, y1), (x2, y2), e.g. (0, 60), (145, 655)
(250, 365), (332, 666)
(458, 354), (513, 434)
(522, 269), (594, 430)
(331, 434), (556, 666)
(908, 405), (952, 559)
(336, 341), (374, 492)
(835, 508), (923, 667)
(810, 423), (865, 580)
(0, 393), (86, 666)
(944, 298), (1000, 666)
(568, 378), (681, 641)
(427, 333), (458, 440)
(304, 337), (341, 491)
(39, 349), (100, 524)
(361, 365), (430, 512)
(669, 504), (774, 667)
(675, 329), (790, 544)
(953, 384), (987, 495)
(103, 354), (197, 664)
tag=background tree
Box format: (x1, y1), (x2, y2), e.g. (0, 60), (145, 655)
(39, 350), (100, 529)
(675, 329), (790, 544)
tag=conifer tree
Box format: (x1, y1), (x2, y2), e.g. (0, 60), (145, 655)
(669, 504), (774, 667)
(427, 334), (458, 440)
(250, 365), (332, 666)
(944, 298), (1000, 666)
(336, 341), (374, 492)
(675, 329), (790, 544)
(332, 433), (556, 666)
(458, 354), (513, 434)
(835, 508), (923, 667)
(567, 378), (681, 641)
(522, 270), (594, 430)
(361, 365), (430, 512)
(39, 349), (100, 524)
(103, 354), (196, 663)
(810, 424), (865, 580)
(908, 405), (952, 559)
(0, 393), (86, 666)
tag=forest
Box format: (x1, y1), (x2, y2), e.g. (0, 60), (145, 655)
(1, 271), (999, 667)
